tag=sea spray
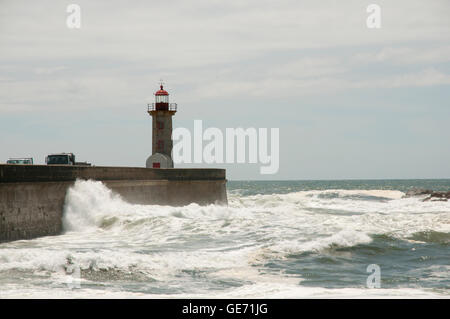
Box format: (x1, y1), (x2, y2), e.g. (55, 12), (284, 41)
(0, 180), (448, 298)
(62, 179), (127, 232)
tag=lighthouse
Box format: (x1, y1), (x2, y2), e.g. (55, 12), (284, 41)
(146, 83), (177, 168)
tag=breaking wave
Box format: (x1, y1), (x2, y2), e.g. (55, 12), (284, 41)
(0, 179), (448, 298)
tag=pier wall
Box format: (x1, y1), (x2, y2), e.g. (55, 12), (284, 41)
(0, 165), (227, 242)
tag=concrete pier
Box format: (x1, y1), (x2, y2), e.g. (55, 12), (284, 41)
(0, 165), (227, 242)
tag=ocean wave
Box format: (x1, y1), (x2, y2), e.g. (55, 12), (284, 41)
(1, 180), (448, 298)
(61, 180), (450, 245)
(408, 231), (450, 245)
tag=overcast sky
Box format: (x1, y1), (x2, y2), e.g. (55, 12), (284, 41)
(1, 0), (449, 180)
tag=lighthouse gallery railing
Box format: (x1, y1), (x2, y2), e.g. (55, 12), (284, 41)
(147, 103), (177, 112)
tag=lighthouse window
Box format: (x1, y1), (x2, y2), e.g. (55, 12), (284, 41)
(156, 95), (168, 103)
(157, 140), (164, 151)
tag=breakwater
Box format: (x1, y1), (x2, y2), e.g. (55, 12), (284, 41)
(0, 165), (227, 242)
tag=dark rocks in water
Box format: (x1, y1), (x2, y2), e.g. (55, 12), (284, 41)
(404, 188), (433, 197)
(404, 188), (450, 202)
(422, 191), (450, 202)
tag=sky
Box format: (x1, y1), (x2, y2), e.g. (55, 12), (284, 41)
(0, 0), (449, 180)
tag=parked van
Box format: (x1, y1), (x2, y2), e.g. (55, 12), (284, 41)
(6, 158), (33, 165)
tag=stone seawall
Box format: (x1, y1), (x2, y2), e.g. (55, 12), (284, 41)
(0, 165), (227, 242)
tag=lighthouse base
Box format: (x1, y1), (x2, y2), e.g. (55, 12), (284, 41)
(146, 153), (173, 169)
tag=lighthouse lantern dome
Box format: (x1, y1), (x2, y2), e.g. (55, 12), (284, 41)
(155, 85), (169, 103)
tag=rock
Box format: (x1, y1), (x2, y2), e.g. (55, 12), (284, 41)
(423, 196), (447, 202)
(404, 188), (433, 197)
(404, 188), (450, 202)
(422, 191), (450, 202)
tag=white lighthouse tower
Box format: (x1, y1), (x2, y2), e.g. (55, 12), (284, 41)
(145, 83), (177, 168)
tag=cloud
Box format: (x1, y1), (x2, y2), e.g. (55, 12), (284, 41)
(33, 66), (68, 75)
(375, 68), (450, 88)
(193, 68), (450, 99)
(1, 0), (449, 62)
(1, 1), (450, 178)
(354, 46), (450, 65)
(1, 2), (450, 106)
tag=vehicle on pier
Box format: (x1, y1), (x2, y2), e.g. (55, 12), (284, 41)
(6, 158), (33, 165)
(46, 153), (91, 166)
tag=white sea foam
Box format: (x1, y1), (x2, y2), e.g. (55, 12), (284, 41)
(0, 180), (449, 298)
(0, 282), (446, 299)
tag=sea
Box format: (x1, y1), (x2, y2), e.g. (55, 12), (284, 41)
(0, 179), (449, 298)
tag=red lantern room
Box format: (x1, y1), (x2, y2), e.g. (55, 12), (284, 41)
(148, 84), (177, 112)
(155, 85), (169, 103)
